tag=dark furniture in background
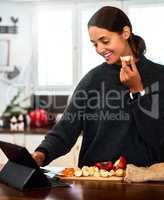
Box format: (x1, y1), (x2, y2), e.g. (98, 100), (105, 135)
(31, 95), (69, 128)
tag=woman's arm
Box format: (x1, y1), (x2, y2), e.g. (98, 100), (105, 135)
(33, 70), (93, 166)
(120, 56), (164, 149)
(129, 88), (164, 148)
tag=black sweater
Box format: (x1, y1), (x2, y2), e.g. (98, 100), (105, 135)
(36, 56), (164, 167)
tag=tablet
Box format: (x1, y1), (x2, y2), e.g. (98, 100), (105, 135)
(0, 140), (39, 169)
(0, 140), (69, 190)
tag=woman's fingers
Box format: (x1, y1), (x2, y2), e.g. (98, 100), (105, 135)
(130, 56), (137, 71)
(120, 56), (144, 92)
(32, 151), (45, 166)
(120, 68), (128, 83)
(120, 68), (123, 82)
(123, 59), (132, 71)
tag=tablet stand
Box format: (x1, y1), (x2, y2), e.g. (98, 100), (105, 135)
(0, 160), (51, 190)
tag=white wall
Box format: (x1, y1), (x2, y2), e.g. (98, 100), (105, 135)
(0, 2), (34, 114)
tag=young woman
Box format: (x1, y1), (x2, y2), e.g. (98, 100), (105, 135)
(32, 6), (164, 168)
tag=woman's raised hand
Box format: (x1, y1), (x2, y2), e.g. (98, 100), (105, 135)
(120, 56), (144, 93)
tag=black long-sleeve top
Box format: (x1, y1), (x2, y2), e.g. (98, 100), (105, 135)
(36, 55), (164, 167)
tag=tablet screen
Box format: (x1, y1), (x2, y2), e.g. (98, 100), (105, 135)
(0, 140), (39, 169)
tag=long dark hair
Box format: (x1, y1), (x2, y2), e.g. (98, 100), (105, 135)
(88, 6), (146, 58)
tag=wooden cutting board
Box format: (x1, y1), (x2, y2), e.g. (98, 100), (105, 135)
(59, 175), (123, 181)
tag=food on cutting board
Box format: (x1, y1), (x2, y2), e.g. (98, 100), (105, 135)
(61, 156), (126, 178)
(63, 168), (75, 177)
(113, 155), (126, 170)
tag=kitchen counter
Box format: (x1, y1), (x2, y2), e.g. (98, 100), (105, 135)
(0, 179), (164, 200)
(0, 163), (164, 200)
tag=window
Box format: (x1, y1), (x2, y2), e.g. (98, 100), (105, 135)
(35, 1), (164, 93)
(36, 6), (73, 87)
(35, 1), (122, 93)
(128, 4), (164, 64)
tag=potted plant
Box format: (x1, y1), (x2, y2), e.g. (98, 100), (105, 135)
(2, 89), (31, 128)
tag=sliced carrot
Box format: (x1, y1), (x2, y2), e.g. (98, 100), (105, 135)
(63, 168), (75, 177)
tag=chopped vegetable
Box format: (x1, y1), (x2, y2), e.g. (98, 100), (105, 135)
(63, 168), (75, 177)
(113, 156), (126, 170)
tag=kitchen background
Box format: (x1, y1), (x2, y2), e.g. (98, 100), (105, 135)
(0, 0), (164, 166)
(0, 0), (164, 115)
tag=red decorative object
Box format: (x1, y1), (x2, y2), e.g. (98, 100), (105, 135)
(29, 109), (48, 128)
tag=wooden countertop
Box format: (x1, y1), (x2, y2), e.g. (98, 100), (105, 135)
(0, 179), (164, 200)
(0, 164), (164, 199)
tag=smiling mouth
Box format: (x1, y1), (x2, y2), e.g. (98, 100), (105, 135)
(103, 52), (113, 60)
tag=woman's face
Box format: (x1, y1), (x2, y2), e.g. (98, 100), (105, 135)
(88, 26), (132, 64)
